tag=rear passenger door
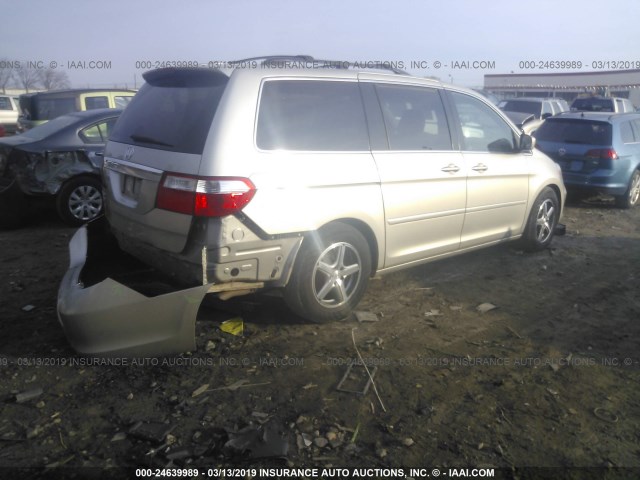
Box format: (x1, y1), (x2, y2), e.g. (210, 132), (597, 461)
(446, 91), (529, 248)
(365, 81), (466, 268)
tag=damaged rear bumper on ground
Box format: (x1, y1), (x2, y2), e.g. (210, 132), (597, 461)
(56, 221), (262, 357)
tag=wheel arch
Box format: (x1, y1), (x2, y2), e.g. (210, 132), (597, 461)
(318, 218), (380, 275)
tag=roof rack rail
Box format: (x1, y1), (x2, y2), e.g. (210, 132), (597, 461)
(227, 55), (408, 75)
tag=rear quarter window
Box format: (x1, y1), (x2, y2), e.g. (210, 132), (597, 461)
(256, 80), (369, 151)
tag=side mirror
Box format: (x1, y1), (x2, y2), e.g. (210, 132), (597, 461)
(520, 133), (535, 151)
(541, 112), (552, 120)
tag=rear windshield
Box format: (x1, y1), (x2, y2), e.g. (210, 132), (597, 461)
(501, 100), (541, 117)
(109, 69), (228, 155)
(21, 96), (78, 121)
(571, 98), (614, 112)
(534, 119), (612, 145)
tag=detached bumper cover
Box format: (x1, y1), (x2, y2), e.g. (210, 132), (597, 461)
(57, 225), (212, 357)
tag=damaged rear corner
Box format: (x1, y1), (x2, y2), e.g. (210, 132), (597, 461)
(56, 220), (213, 357)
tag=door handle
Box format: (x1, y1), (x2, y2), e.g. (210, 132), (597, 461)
(472, 163), (488, 173)
(441, 164), (460, 173)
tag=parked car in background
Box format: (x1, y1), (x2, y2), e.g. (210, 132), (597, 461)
(56, 57), (566, 356)
(0, 95), (21, 135)
(503, 111), (538, 135)
(499, 97), (568, 134)
(0, 108), (122, 226)
(17, 89), (134, 132)
(534, 112), (640, 208)
(570, 95), (635, 113)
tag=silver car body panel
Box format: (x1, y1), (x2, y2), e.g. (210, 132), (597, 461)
(57, 65), (566, 356)
(57, 225), (270, 357)
(57, 226), (212, 357)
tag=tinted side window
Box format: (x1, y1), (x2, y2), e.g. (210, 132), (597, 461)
(449, 91), (517, 153)
(0, 97), (11, 110)
(85, 96), (109, 110)
(374, 84), (451, 151)
(256, 80), (369, 151)
(631, 119), (640, 141)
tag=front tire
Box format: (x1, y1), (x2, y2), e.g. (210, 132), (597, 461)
(521, 187), (559, 252)
(56, 176), (103, 226)
(284, 222), (372, 323)
(614, 170), (640, 209)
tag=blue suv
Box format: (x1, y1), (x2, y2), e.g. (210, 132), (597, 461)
(534, 112), (640, 208)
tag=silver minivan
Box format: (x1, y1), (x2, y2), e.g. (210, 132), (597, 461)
(58, 58), (566, 356)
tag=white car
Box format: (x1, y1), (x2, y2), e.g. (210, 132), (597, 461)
(0, 95), (20, 135)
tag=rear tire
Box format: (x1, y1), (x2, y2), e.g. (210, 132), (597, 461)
(614, 170), (640, 209)
(56, 176), (103, 226)
(284, 222), (371, 323)
(521, 187), (559, 252)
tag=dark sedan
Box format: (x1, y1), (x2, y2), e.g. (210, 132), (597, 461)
(0, 108), (121, 226)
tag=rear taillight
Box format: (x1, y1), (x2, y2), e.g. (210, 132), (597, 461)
(585, 148), (618, 160)
(156, 173), (256, 217)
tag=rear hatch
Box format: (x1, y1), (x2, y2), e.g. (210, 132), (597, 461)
(104, 68), (229, 252)
(534, 118), (614, 176)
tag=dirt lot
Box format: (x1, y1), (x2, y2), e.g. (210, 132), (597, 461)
(0, 196), (639, 479)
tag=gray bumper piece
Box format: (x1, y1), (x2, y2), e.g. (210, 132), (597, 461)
(57, 226), (262, 357)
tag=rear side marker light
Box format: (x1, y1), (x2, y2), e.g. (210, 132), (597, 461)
(157, 173), (256, 217)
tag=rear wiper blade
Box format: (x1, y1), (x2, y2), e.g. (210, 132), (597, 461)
(563, 139), (589, 144)
(130, 134), (173, 147)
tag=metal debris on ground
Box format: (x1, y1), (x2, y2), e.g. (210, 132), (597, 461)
(354, 311), (379, 323)
(476, 302), (497, 313)
(14, 388), (43, 403)
(224, 422), (288, 458)
(128, 421), (175, 444)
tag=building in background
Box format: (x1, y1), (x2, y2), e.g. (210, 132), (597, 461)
(484, 70), (640, 108)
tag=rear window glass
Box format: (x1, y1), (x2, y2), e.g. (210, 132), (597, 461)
(30, 97), (77, 121)
(500, 100), (541, 117)
(109, 71), (228, 155)
(571, 98), (614, 112)
(256, 80), (369, 151)
(535, 119), (612, 146)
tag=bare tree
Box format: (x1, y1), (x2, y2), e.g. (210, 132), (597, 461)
(0, 59), (15, 93)
(15, 68), (40, 92)
(38, 69), (71, 90)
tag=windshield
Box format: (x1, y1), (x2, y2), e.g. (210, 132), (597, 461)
(534, 119), (612, 145)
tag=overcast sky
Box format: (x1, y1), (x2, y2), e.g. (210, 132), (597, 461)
(2, 0), (640, 88)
